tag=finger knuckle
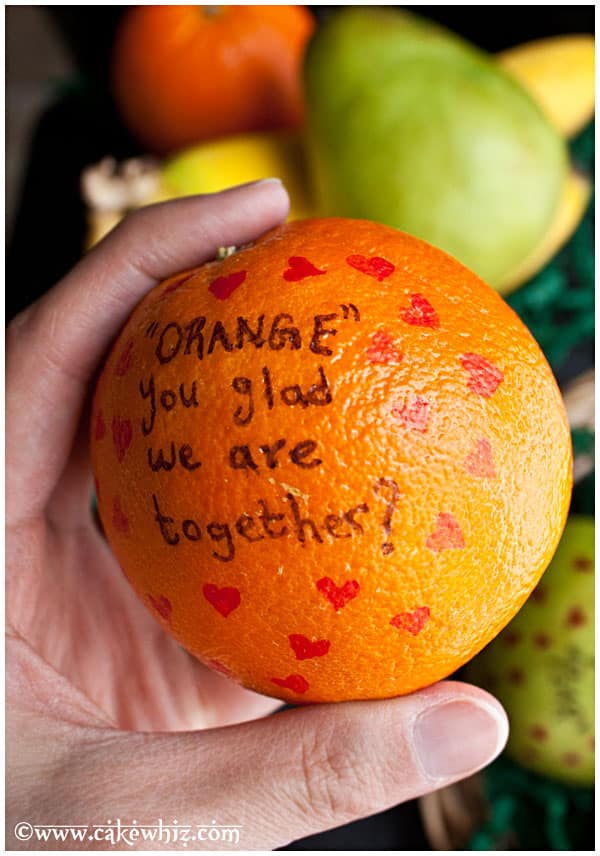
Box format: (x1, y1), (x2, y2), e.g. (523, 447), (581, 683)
(294, 716), (382, 825)
(7, 306), (35, 352)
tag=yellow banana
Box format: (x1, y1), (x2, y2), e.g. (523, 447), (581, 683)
(498, 35), (595, 138)
(497, 168), (591, 294)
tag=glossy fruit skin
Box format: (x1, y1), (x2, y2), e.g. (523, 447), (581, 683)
(466, 516), (594, 786)
(91, 217), (572, 703)
(112, 5), (314, 154)
(304, 7), (567, 289)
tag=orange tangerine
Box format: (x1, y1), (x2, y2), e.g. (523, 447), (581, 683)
(91, 218), (572, 702)
(112, 5), (315, 153)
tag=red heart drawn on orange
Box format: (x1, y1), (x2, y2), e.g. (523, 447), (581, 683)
(400, 294), (439, 328)
(112, 496), (129, 534)
(112, 417), (133, 463)
(289, 634), (331, 660)
(367, 330), (403, 365)
(316, 577), (360, 610)
(147, 593), (172, 622)
(390, 606), (430, 636)
(460, 353), (504, 397)
(464, 437), (496, 478)
(283, 256), (326, 281)
(392, 394), (430, 432)
(271, 674), (309, 694)
(426, 512), (465, 552)
(208, 270), (247, 300)
(346, 254), (395, 281)
(203, 583), (241, 617)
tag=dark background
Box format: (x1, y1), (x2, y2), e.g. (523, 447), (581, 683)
(5, 6), (595, 851)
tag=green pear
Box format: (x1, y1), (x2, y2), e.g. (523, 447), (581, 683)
(304, 7), (568, 288)
(466, 516), (594, 786)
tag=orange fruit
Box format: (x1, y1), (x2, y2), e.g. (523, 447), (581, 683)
(112, 5), (315, 154)
(91, 218), (572, 702)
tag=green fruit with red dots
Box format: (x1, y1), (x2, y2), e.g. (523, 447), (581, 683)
(466, 515), (594, 785)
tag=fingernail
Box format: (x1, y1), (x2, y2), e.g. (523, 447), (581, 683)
(253, 177), (284, 186)
(237, 177), (284, 190)
(414, 700), (508, 780)
(219, 177), (285, 195)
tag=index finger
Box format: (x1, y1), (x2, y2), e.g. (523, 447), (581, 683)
(6, 180), (290, 524)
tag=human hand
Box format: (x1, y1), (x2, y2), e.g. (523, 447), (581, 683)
(7, 180), (508, 850)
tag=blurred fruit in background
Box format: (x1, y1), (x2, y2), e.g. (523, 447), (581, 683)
(162, 131), (314, 219)
(304, 7), (582, 293)
(86, 6), (593, 299)
(81, 130), (315, 247)
(112, 4), (314, 153)
(497, 168), (591, 294)
(81, 156), (168, 248)
(466, 516), (594, 787)
(498, 35), (595, 138)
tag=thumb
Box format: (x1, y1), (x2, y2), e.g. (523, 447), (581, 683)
(83, 681), (507, 849)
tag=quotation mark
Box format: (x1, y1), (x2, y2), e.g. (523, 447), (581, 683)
(145, 321), (159, 339)
(339, 303), (360, 321)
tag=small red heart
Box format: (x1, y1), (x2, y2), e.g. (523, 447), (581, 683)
(112, 417), (133, 463)
(460, 353), (504, 398)
(346, 254), (395, 281)
(390, 606), (430, 636)
(208, 270), (247, 300)
(147, 593), (172, 622)
(464, 437), (496, 478)
(283, 256), (326, 281)
(426, 512), (465, 552)
(316, 577), (360, 611)
(114, 339), (134, 377)
(271, 674), (309, 694)
(289, 634), (331, 660)
(203, 583), (241, 617)
(400, 294), (439, 329)
(112, 496), (129, 534)
(367, 330), (403, 365)
(161, 272), (194, 299)
(95, 410), (106, 440)
(392, 394), (430, 432)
